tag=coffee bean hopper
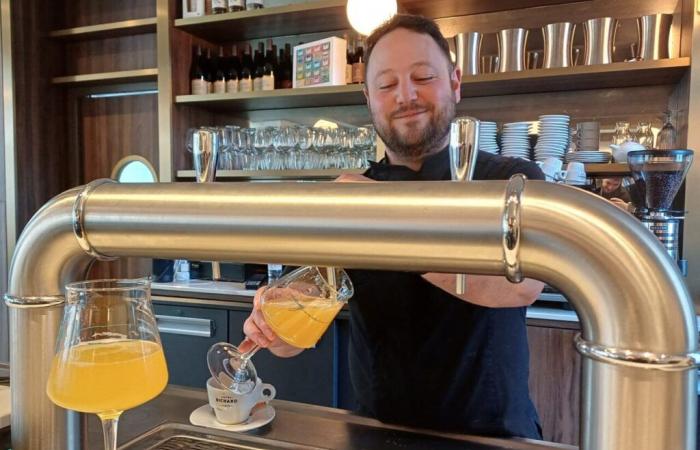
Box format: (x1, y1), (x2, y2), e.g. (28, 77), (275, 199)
(626, 149), (694, 275)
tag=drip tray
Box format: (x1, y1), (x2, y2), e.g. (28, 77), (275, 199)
(118, 423), (325, 450)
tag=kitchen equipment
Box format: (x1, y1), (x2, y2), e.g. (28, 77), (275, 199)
(449, 117), (480, 294)
(497, 28), (528, 72)
(480, 55), (499, 74)
(657, 112), (678, 149)
(583, 17), (618, 65)
(627, 149), (693, 272)
(543, 22), (576, 68)
(610, 141), (645, 163)
(637, 13), (673, 60)
(455, 32), (482, 76)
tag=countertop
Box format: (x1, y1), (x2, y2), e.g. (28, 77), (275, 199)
(84, 385), (576, 450)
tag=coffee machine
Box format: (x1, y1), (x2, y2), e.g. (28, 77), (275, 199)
(626, 149), (694, 275)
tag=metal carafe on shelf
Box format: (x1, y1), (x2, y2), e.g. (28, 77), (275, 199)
(449, 117), (480, 294)
(192, 128), (222, 280)
(583, 17), (618, 65)
(636, 13), (673, 60)
(455, 32), (483, 76)
(626, 149), (693, 274)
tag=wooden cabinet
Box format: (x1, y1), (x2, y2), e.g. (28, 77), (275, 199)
(527, 321), (581, 446)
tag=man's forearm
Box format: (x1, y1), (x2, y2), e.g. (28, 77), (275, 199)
(421, 273), (544, 308)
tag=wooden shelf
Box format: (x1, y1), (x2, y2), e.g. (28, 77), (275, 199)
(173, 0), (589, 42)
(51, 68), (158, 86)
(574, 163), (630, 176)
(49, 17), (157, 41)
(176, 169), (364, 181)
(174, 0), (348, 42)
(176, 58), (689, 111)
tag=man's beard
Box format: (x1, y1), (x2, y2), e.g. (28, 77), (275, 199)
(371, 96), (456, 160)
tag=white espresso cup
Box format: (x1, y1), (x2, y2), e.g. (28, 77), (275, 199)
(206, 377), (276, 424)
(536, 157), (565, 182)
(563, 161), (587, 185)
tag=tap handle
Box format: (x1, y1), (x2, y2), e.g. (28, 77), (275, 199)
(449, 117), (480, 182)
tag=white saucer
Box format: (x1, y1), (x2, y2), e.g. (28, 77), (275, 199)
(190, 403), (275, 432)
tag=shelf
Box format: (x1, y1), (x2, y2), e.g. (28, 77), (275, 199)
(173, 0), (589, 42)
(51, 68), (158, 86)
(49, 18), (157, 41)
(574, 163), (630, 176)
(176, 84), (363, 111)
(175, 58), (689, 111)
(176, 169), (364, 181)
(174, 0), (348, 42)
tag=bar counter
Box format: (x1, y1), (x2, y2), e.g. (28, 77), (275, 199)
(83, 385), (576, 450)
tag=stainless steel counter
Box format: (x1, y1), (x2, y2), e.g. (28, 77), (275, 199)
(84, 385), (576, 450)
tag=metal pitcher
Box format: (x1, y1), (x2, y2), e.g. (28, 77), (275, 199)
(543, 22), (576, 68)
(583, 17), (618, 65)
(497, 28), (528, 72)
(455, 32), (483, 76)
(637, 13), (673, 60)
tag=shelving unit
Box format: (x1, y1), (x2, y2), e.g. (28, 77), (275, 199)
(51, 68), (158, 86)
(176, 168), (364, 181)
(49, 17), (157, 41)
(175, 58), (689, 111)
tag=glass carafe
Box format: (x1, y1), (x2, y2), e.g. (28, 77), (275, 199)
(612, 121), (631, 145)
(637, 122), (655, 149)
(46, 278), (168, 450)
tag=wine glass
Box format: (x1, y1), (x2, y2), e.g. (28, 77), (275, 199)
(46, 278), (168, 450)
(208, 266), (353, 394)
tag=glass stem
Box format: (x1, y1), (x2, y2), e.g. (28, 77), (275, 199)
(98, 413), (122, 450)
(241, 344), (260, 365)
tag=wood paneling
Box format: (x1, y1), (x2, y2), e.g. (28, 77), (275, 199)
(58, 0), (156, 30)
(12, 0), (74, 231)
(528, 325), (582, 446)
(63, 34), (157, 75)
(79, 93), (158, 280)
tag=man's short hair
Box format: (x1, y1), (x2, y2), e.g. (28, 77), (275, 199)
(364, 14), (453, 79)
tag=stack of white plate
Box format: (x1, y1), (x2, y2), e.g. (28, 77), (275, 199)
(478, 121), (499, 154)
(534, 114), (570, 162)
(501, 122), (531, 160)
(565, 151), (612, 163)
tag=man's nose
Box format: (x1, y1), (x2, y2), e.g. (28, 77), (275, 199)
(395, 79), (418, 104)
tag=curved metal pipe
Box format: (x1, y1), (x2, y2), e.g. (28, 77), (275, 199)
(6, 180), (696, 450)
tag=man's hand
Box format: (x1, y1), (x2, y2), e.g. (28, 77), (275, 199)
(608, 197), (630, 212)
(241, 286), (304, 358)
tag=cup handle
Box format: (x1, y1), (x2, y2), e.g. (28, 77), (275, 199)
(558, 170), (568, 180)
(260, 383), (276, 401)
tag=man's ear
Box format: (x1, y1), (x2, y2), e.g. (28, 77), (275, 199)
(452, 66), (462, 103)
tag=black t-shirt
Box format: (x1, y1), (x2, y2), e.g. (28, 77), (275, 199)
(347, 148), (544, 439)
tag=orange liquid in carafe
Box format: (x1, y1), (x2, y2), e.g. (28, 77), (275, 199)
(262, 298), (343, 348)
(46, 339), (168, 416)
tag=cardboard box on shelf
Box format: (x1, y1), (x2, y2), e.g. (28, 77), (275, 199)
(293, 37), (347, 88)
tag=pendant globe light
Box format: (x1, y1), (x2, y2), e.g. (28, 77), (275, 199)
(346, 0), (398, 36)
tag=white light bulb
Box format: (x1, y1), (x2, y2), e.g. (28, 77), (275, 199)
(346, 0), (397, 36)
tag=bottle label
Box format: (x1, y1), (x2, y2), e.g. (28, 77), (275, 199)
(212, 0), (226, 8)
(226, 78), (239, 93)
(346, 64), (352, 84)
(352, 62), (365, 84)
(247, 0), (263, 6)
(253, 77), (263, 91)
(239, 77), (253, 92)
(262, 74), (275, 91)
(228, 0), (244, 6)
(206, 81), (213, 93)
(191, 78), (208, 95)
(213, 80), (226, 94)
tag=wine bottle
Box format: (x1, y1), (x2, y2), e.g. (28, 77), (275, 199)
(204, 48), (214, 92)
(345, 34), (354, 85)
(227, 0), (245, 12)
(280, 43), (293, 89)
(246, 0), (263, 10)
(239, 44), (254, 93)
(190, 45), (209, 95)
(211, 0), (227, 14)
(262, 39), (275, 91)
(226, 45), (240, 93)
(352, 36), (365, 84)
(211, 46), (227, 94)
(253, 42), (265, 91)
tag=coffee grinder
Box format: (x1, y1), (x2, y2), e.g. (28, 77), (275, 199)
(626, 149), (694, 275)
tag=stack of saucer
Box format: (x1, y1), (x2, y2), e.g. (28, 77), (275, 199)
(565, 150), (611, 164)
(501, 122), (531, 160)
(477, 121), (499, 154)
(534, 114), (570, 162)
